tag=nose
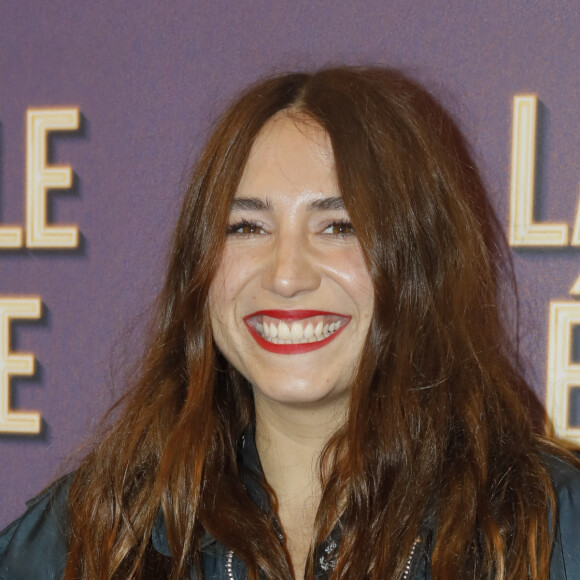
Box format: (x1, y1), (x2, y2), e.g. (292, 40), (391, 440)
(261, 232), (321, 298)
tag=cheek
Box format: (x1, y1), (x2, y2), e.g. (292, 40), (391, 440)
(208, 252), (252, 332)
(208, 266), (233, 340)
(208, 285), (236, 368)
(328, 250), (374, 307)
(209, 254), (238, 305)
(352, 266), (374, 308)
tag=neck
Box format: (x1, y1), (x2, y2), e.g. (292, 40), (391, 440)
(253, 393), (347, 576)
(254, 393), (347, 498)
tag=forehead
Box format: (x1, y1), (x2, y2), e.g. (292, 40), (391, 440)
(235, 113), (337, 199)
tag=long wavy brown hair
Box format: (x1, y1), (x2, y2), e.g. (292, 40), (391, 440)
(65, 67), (572, 579)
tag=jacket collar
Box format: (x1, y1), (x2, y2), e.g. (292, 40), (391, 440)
(151, 426), (267, 557)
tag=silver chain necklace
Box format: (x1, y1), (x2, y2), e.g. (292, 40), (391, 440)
(225, 538), (420, 579)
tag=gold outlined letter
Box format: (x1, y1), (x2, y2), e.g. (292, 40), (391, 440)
(571, 274), (580, 297)
(26, 108), (80, 248)
(509, 95), (568, 246)
(546, 301), (580, 445)
(0, 297), (42, 433)
(0, 227), (23, 249)
(572, 183), (580, 248)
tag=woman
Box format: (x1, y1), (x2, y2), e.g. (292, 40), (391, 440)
(1, 66), (580, 579)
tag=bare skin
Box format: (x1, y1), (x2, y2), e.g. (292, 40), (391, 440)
(254, 390), (347, 577)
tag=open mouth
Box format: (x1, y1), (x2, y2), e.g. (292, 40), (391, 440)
(243, 310), (350, 354)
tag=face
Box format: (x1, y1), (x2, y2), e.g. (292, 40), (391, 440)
(209, 114), (374, 410)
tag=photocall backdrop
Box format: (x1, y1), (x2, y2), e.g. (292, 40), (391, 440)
(1, 1), (579, 526)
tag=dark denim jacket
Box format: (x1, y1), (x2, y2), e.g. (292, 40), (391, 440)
(2, 443), (580, 579)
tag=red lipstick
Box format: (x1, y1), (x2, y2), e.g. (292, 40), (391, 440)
(243, 310), (350, 355)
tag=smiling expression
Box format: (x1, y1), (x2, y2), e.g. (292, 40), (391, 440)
(208, 113), (374, 408)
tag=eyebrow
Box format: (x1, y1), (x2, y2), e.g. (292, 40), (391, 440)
(230, 196), (345, 212)
(308, 196), (345, 211)
(230, 197), (271, 211)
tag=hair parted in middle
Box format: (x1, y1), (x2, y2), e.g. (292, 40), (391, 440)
(66, 67), (557, 580)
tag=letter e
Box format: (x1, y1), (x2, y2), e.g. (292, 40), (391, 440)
(26, 108), (80, 248)
(546, 302), (580, 445)
(0, 297), (42, 434)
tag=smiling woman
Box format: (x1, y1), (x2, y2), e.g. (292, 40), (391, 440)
(209, 114), (373, 413)
(2, 67), (580, 580)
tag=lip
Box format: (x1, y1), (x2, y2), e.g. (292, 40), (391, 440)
(243, 309), (351, 354)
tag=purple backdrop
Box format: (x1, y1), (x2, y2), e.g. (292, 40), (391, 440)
(1, 0), (579, 526)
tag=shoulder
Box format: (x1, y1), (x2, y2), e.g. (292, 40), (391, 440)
(542, 454), (580, 579)
(0, 474), (72, 580)
(543, 452), (580, 515)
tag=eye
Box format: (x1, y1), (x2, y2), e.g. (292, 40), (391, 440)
(226, 220), (266, 236)
(322, 221), (355, 235)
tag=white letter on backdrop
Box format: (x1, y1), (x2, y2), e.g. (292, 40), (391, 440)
(0, 297), (42, 434)
(26, 108), (80, 248)
(509, 95), (568, 246)
(546, 301), (580, 445)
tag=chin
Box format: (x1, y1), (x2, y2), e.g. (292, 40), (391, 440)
(252, 378), (349, 407)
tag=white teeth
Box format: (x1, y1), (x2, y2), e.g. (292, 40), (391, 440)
(278, 321), (291, 339)
(256, 316), (346, 344)
(290, 322), (303, 340)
